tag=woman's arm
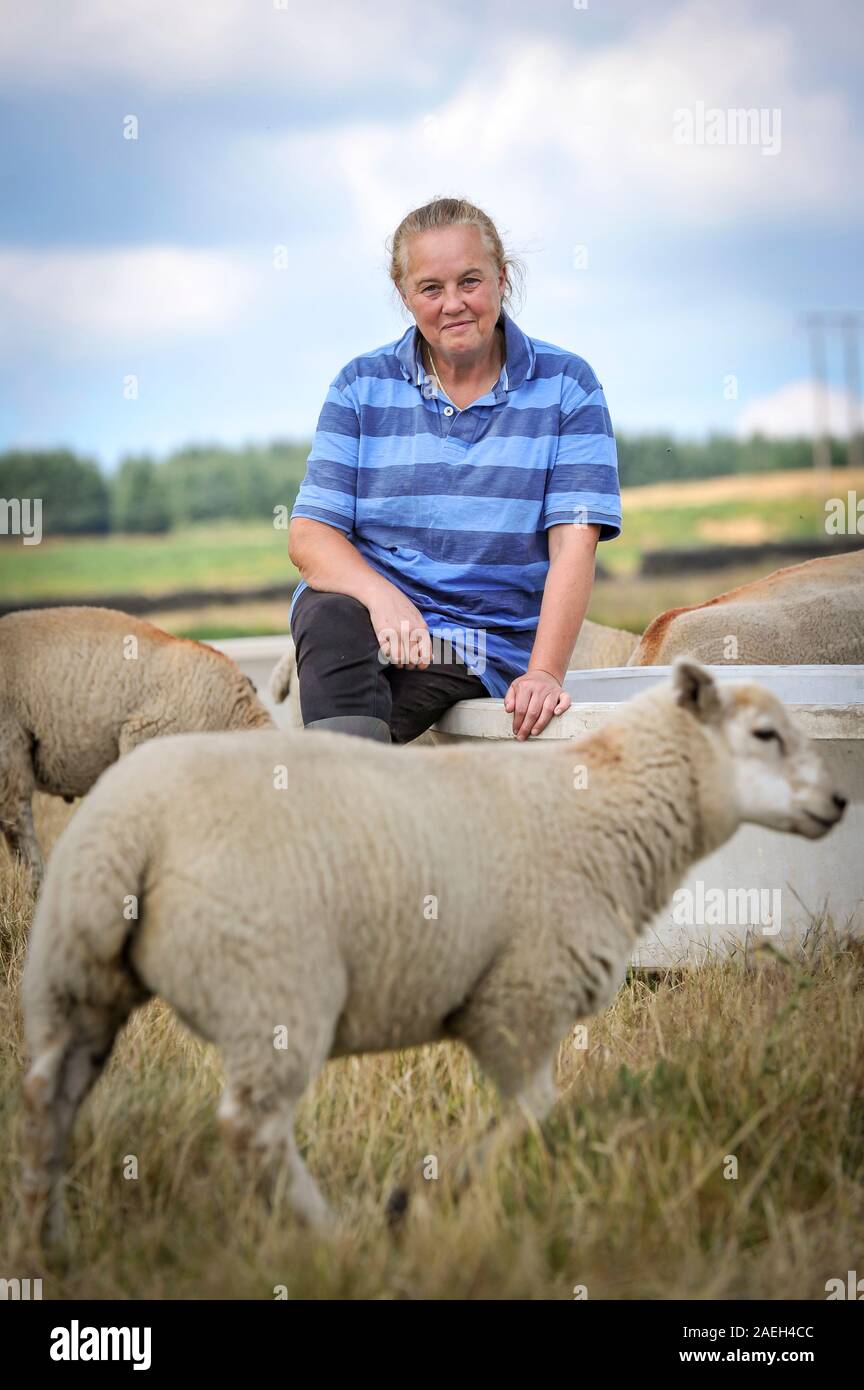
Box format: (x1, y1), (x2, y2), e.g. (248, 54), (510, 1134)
(504, 523), (599, 740)
(288, 518), (432, 667)
(527, 523), (599, 682)
(507, 353), (620, 739)
(289, 517), (393, 609)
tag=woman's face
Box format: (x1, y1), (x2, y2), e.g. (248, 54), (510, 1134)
(400, 225), (506, 363)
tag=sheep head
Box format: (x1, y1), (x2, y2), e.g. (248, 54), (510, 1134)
(672, 657), (847, 840)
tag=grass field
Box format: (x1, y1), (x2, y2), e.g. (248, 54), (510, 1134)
(0, 520), (294, 602)
(2, 466), (861, 1298)
(1, 798), (862, 1300)
(3, 467), (861, 610)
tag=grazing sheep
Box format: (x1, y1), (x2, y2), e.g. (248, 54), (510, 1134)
(569, 617), (640, 669)
(628, 549), (864, 665)
(21, 659), (846, 1243)
(0, 606), (274, 886)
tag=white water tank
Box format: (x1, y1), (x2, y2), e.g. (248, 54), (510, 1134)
(431, 666), (864, 966)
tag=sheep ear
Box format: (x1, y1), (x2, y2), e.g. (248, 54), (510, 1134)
(672, 657), (722, 723)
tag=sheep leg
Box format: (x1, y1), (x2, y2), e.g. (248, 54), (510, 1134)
(387, 955), (566, 1225)
(148, 944), (347, 1230)
(215, 979), (345, 1233)
(385, 1050), (558, 1227)
(218, 1078), (333, 1233)
(0, 723), (43, 886)
(455, 1022), (561, 1187)
(21, 1018), (120, 1250)
(446, 1058), (558, 1195)
(3, 810), (45, 888)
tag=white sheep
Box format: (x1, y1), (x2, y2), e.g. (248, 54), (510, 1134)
(569, 616), (640, 668)
(20, 659), (846, 1243)
(0, 605), (274, 887)
(628, 549), (864, 665)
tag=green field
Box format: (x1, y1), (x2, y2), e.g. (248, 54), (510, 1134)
(0, 520), (294, 601)
(1, 468), (858, 609)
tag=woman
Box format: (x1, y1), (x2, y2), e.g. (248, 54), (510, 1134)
(288, 196), (621, 744)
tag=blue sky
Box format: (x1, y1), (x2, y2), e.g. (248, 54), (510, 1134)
(1, 0), (862, 471)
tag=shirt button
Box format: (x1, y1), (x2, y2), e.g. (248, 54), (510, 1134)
(443, 405), (454, 416)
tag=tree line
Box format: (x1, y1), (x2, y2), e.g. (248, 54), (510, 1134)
(0, 434), (850, 536)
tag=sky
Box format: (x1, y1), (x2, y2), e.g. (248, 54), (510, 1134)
(0, 0), (862, 472)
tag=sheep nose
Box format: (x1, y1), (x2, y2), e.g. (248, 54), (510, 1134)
(833, 793), (848, 813)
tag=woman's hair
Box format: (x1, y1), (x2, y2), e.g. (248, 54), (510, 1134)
(386, 196), (526, 319)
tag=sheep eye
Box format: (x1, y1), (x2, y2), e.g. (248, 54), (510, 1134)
(754, 728), (783, 749)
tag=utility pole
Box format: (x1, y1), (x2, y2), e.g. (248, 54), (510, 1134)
(841, 314), (863, 471)
(804, 313), (832, 471)
(804, 311), (864, 471)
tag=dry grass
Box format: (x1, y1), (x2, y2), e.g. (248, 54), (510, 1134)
(619, 465), (864, 510)
(1, 796), (862, 1300)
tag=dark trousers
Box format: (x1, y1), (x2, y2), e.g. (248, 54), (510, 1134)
(289, 587), (490, 744)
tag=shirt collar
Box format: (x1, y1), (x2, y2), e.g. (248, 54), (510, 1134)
(394, 307), (535, 396)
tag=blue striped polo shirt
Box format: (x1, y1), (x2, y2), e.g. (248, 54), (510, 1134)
(289, 308), (621, 698)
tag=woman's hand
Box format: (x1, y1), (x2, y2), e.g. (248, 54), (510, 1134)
(504, 667), (571, 740)
(367, 591), (433, 668)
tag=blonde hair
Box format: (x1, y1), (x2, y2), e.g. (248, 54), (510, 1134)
(386, 196), (526, 320)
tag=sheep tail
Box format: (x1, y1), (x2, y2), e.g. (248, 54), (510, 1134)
(269, 646), (296, 705)
(23, 792), (154, 1030)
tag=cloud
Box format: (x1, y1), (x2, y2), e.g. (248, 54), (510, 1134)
(736, 379), (864, 439)
(0, 0), (463, 93)
(4, 3), (858, 231)
(223, 0), (861, 254)
(2, 0), (862, 457)
(0, 247), (257, 359)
